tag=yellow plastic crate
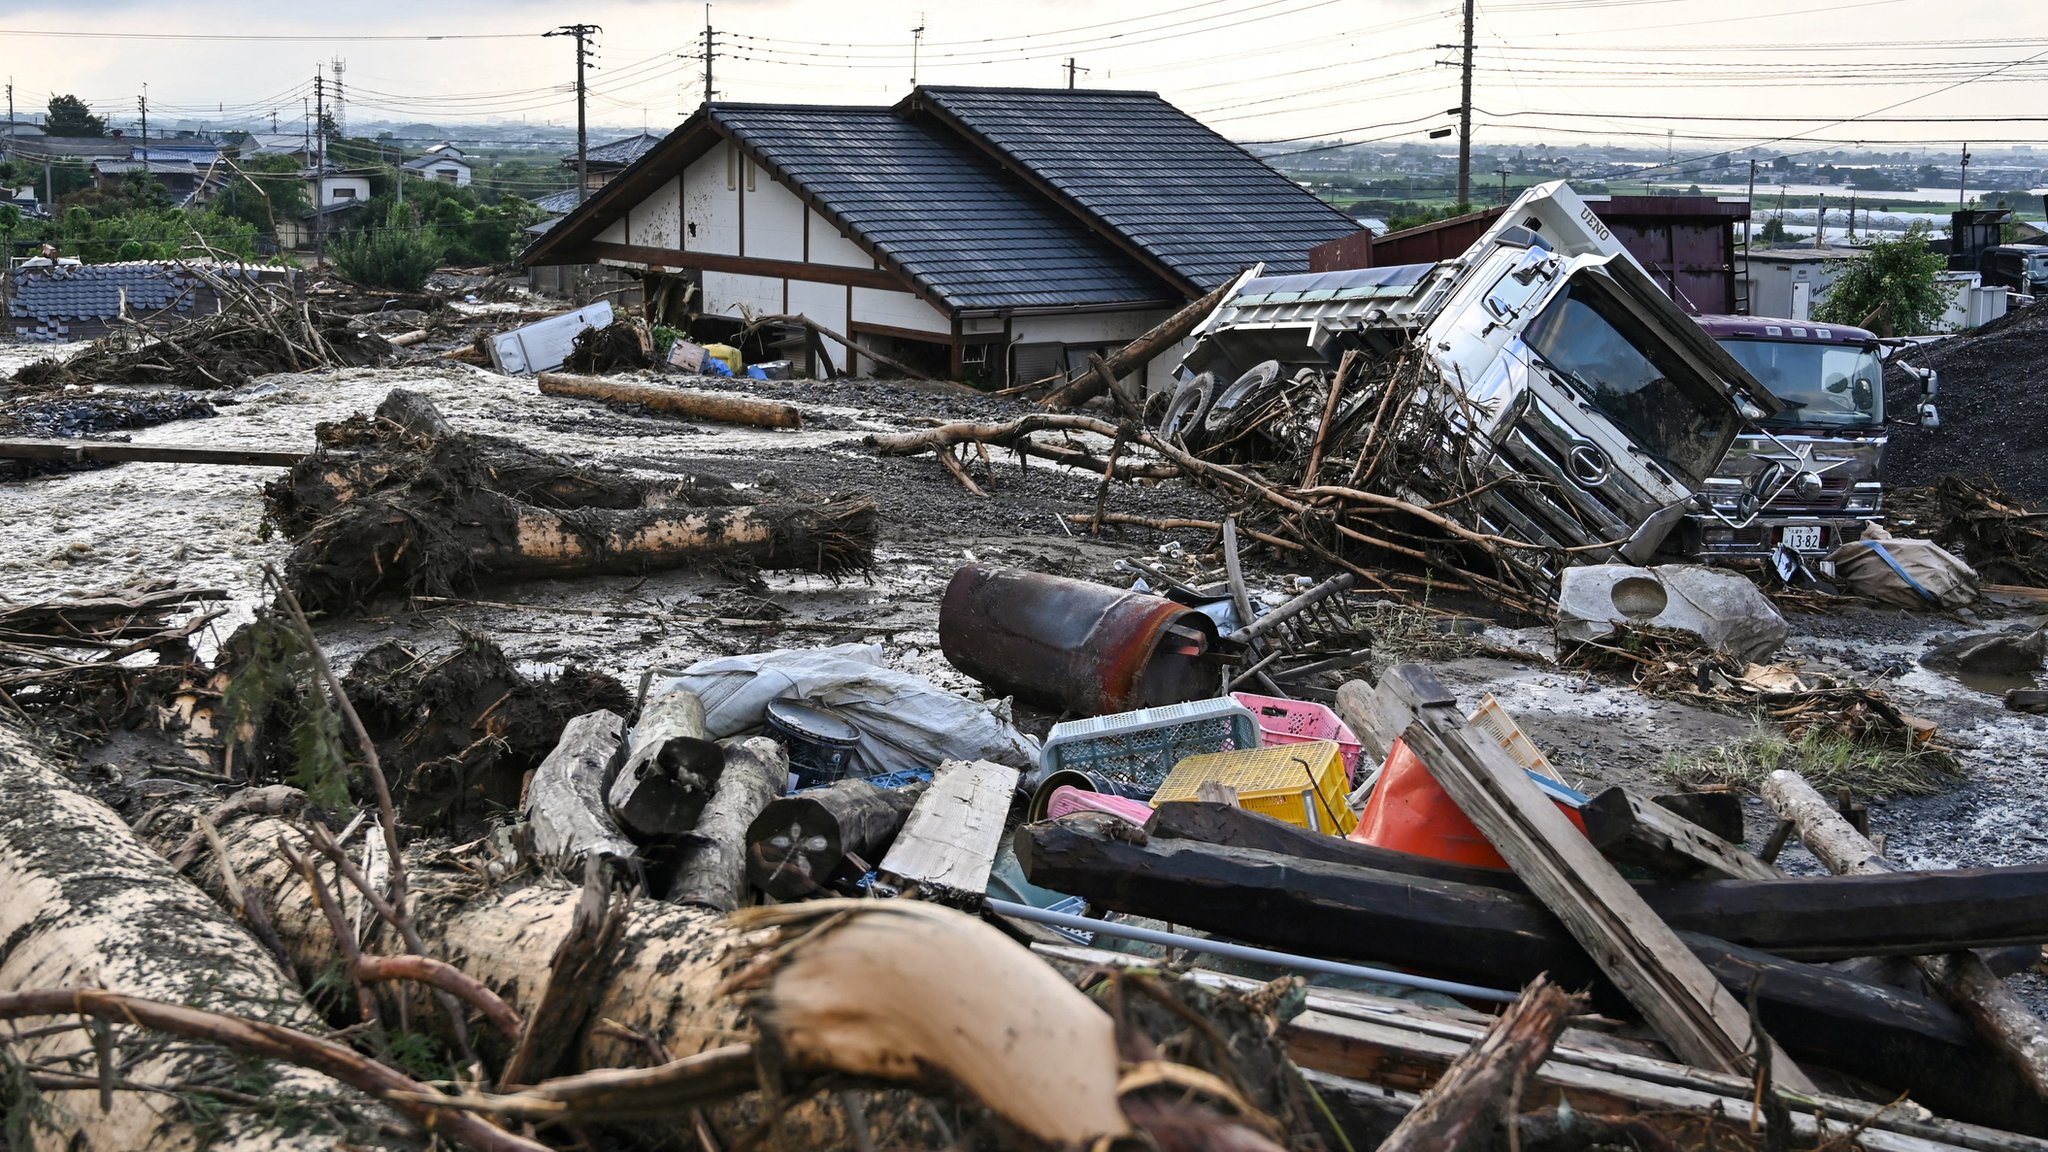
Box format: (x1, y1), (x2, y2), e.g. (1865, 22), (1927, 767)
(1151, 739), (1358, 836)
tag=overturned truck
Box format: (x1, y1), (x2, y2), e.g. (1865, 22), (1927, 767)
(1172, 181), (1789, 580)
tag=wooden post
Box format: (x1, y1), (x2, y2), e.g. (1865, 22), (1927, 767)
(1379, 664), (1814, 1090)
(1764, 768), (2048, 1103)
(1581, 787), (1779, 881)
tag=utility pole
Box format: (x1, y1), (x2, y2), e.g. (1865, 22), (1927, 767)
(1496, 163), (1511, 204)
(313, 67), (326, 269)
(1958, 142), (1971, 209)
(911, 16), (926, 89)
(700, 6), (716, 107)
(1742, 158), (1757, 313)
(1456, 0), (1474, 207)
(547, 24), (601, 204)
(138, 86), (149, 165)
(1814, 192), (1825, 249)
(1066, 58), (1077, 88)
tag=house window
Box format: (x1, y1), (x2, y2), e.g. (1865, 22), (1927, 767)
(336, 187), (356, 199)
(437, 169), (457, 183)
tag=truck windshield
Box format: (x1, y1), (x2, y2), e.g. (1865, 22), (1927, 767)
(1520, 280), (1735, 481)
(1715, 339), (1884, 429)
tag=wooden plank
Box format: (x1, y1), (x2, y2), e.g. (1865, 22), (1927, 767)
(1376, 977), (1580, 1152)
(1379, 663), (1814, 1090)
(1582, 786), (1779, 880)
(0, 438), (305, 467)
(1288, 1009), (2038, 1152)
(1037, 943), (2048, 1152)
(1765, 768), (2048, 1110)
(875, 759), (1017, 906)
(584, 240), (904, 292)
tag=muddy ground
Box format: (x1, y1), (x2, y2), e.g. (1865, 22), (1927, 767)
(4, 336), (2046, 992)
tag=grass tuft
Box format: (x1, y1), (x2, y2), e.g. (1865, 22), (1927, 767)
(1660, 727), (1961, 799)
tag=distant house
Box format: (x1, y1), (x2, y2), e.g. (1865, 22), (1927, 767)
(403, 144), (474, 186)
(92, 158), (201, 202)
(307, 169), (373, 206)
(572, 132), (662, 193)
(523, 87), (1364, 384)
(1, 134), (132, 166)
(241, 133), (320, 165)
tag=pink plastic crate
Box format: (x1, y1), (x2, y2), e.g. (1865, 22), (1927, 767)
(1230, 691), (1365, 782)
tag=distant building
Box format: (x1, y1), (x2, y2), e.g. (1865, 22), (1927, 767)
(524, 87), (1364, 384)
(91, 158), (201, 202)
(1742, 247), (2007, 330)
(402, 145), (474, 186)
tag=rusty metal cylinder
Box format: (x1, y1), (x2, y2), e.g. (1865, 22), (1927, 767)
(939, 563), (1223, 717)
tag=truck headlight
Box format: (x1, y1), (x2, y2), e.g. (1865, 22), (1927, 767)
(1844, 492), (1881, 512)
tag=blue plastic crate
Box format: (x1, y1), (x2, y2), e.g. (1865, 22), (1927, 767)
(1038, 698), (1261, 798)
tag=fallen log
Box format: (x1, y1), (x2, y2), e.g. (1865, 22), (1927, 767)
(668, 737), (786, 910)
(160, 806), (1263, 1149)
(1019, 814), (2048, 1132)
(747, 776), (929, 899)
(288, 488), (878, 612)
(525, 709), (634, 868)
(0, 722), (403, 1151)
(608, 688), (724, 839)
(1039, 275), (1242, 409)
(1581, 785), (1775, 880)
(1376, 977), (1582, 1152)
(1766, 768), (2048, 1110)
(1149, 800), (2048, 959)
(538, 371), (802, 430)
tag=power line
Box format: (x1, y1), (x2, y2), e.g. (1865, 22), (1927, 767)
(0, 27), (540, 42)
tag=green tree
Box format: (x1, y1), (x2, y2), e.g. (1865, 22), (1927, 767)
(44, 94), (106, 137)
(1757, 215), (1790, 245)
(1812, 222), (1956, 336)
(212, 154), (312, 238)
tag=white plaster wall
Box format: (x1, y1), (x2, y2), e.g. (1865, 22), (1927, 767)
(595, 218), (627, 245)
(628, 176), (682, 250)
(746, 179), (806, 262)
(851, 287), (949, 337)
(319, 176), (371, 205)
(808, 208), (870, 269)
(788, 279), (849, 379)
(703, 271), (783, 322)
(682, 143), (739, 256)
(1009, 308), (1182, 393)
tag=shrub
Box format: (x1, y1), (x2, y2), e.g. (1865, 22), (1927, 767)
(1813, 222), (1956, 335)
(331, 206), (443, 291)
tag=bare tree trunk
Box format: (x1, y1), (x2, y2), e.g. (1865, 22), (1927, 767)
(0, 723), (402, 1151)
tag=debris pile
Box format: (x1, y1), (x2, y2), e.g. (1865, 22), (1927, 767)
(6, 265), (395, 390)
(266, 388), (876, 612)
(1928, 476), (2048, 588)
(0, 578), (224, 738)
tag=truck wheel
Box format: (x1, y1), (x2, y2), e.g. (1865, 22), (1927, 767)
(1204, 360), (1281, 434)
(1158, 372), (1214, 444)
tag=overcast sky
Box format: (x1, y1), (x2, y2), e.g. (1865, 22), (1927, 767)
(2, 0), (2041, 156)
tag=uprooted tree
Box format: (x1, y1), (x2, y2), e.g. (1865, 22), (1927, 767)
(267, 389), (877, 613)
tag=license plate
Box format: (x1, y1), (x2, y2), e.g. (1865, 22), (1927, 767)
(1781, 525), (1824, 552)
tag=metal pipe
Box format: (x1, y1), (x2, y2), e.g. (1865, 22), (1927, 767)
(985, 897), (1519, 1004)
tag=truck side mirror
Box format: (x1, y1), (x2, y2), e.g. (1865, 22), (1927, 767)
(1918, 403), (1941, 429)
(1917, 367), (1939, 398)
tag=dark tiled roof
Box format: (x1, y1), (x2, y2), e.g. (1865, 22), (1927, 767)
(6, 263), (204, 340)
(714, 104), (1173, 311)
(579, 133), (664, 169)
(911, 87), (1363, 291)
(531, 188), (582, 215)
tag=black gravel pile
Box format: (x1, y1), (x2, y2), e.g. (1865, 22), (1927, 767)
(1885, 302), (2048, 502)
